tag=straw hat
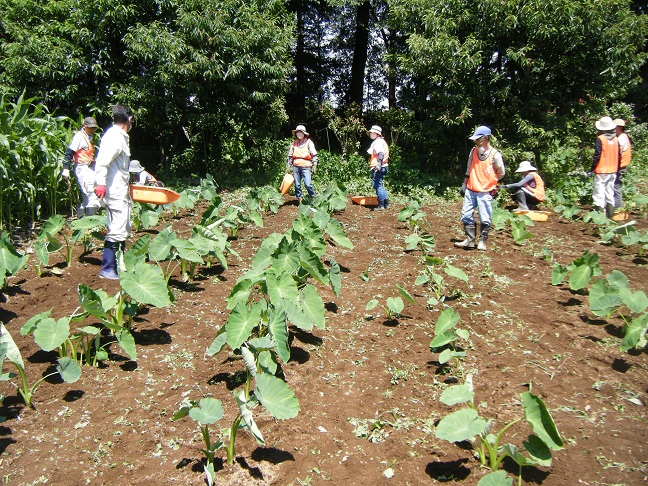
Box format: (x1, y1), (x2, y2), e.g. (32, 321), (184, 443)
(595, 116), (616, 131)
(613, 118), (626, 127)
(129, 160), (145, 173)
(292, 125), (309, 137)
(367, 125), (383, 137)
(515, 161), (537, 173)
(469, 125), (491, 140)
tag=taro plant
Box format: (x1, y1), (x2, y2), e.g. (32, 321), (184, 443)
(0, 230), (29, 288)
(1, 322), (80, 407)
(491, 207), (534, 245)
(247, 185), (284, 214)
(301, 182), (348, 215)
(67, 215), (106, 253)
(551, 250), (601, 291)
(415, 256), (468, 307)
(429, 308), (469, 378)
(435, 379), (564, 485)
(366, 284), (415, 320)
(131, 201), (164, 231)
(587, 270), (648, 352)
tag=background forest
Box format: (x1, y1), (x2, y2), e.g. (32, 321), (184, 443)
(1, 0), (648, 228)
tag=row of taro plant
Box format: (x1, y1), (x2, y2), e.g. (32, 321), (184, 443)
(552, 250), (648, 352)
(173, 184), (353, 485)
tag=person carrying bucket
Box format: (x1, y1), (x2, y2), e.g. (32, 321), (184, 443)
(366, 125), (389, 210)
(500, 161), (545, 211)
(286, 125), (318, 201)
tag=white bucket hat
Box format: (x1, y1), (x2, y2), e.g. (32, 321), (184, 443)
(292, 125), (309, 137)
(367, 125), (382, 136)
(595, 116), (616, 131)
(613, 118), (626, 127)
(515, 160), (537, 173)
(129, 159), (145, 173)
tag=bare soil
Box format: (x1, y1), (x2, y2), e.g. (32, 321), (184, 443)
(1, 197), (647, 486)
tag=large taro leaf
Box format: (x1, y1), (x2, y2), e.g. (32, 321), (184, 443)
(206, 327), (227, 356)
(78, 284), (117, 319)
(57, 357), (81, 383)
(606, 269), (630, 290)
(34, 240), (49, 266)
(225, 302), (262, 350)
(588, 279), (622, 317)
(173, 239), (204, 264)
(0, 233), (29, 277)
(435, 407), (488, 443)
(120, 262), (172, 308)
(568, 264), (592, 291)
(520, 392), (564, 450)
(298, 245), (329, 285)
(236, 391), (264, 444)
(292, 213), (318, 237)
(33, 317), (70, 352)
(20, 309), (52, 335)
(299, 228), (327, 258)
(477, 471), (513, 486)
(430, 330), (457, 349)
(435, 308), (461, 335)
(148, 226), (176, 261)
(38, 214), (65, 241)
(440, 384), (473, 406)
(445, 264), (468, 283)
(189, 397), (223, 425)
(271, 237), (301, 274)
(324, 219), (353, 249)
(255, 373), (300, 420)
(504, 435), (552, 467)
(227, 278), (255, 310)
(267, 308), (290, 362)
(300, 284), (326, 329)
(258, 349), (278, 375)
(312, 211), (330, 230)
(551, 264), (568, 286)
(620, 313), (648, 352)
(266, 270), (299, 305)
(619, 288), (648, 314)
(281, 299), (312, 331)
(251, 233), (283, 270)
(116, 329), (137, 361)
(386, 297), (404, 316)
(0, 322), (24, 368)
(328, 258), (341, 297)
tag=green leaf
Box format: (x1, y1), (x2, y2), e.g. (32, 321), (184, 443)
(33, 317), (70, 352)
(0, 323), (24, 368)
(325, 219), (354, 249)
(241, 346), (257, 377)
(444, 264), (468, 283)
(328, 259), (341, 297)
(78, 284), (115, 319)
(619, 288), (648, 314)
(34, 240), (49, 266)
(255, 373), (300, 420)
(298, 245), (329, 285)
(120, 262), (172, 307)
(606, 270), (630, 289)
(588, 279), (622, 317)
(148, 226), (176, 261)
(396, 284), (416, 303)
(251, 233), (283, 270)
(386, 297), (404, 316)
(438, 348), (465, 364)
(365, 299), (379, 311)
(435, 308), (460, 335)
(236, 391), (264, 444)
(20, 309), (52, 336)
(0, 234), (28, 277)
(300, 284), (326, 329)
(267, 308), (290, 362)
(38, 215), (65, 241)
(435, 408), (488, 443)
(206, 327), (227, 357)
(620, 314), (648, 352)
(430, 331), (457, 349)
(266, 270), (299, 305)
(520, 392), (563, 450)
(522, 434), (553, 466)
(568, 264), (592, 291)
(226, 302), (262, 349)
(477, 471), (513, 486)
(440, 384), (473, 406)
(551, 264), (568, 286)
(415, 274), (430, 285)
(271, 237), (301, 274)
(57, 357), (81, 383)
(189, 397), (223, 425)
(116, 329), (137, 361)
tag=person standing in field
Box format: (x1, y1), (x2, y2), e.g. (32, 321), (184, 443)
(93, 104), (133, 280)
(501, 160), (545, 211)
(286, 125), (318, 201)
(455, 125), (505, 251)
(588, 116), (620, 218)
(366, 125), (389, 210)
(61, 117), (102, 218)
(613, 118), (632, 208)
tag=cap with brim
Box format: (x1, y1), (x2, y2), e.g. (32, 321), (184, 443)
(292, 125), (309, 137)
(129, 160), (145, 173)
(469, 125), (491, 140)
(83, 117), (98, 128)
(367, 125), (382, 136)
(613, 118), (626, 127)
(595, 116), (616, 131)
(515, 161), (537, 173)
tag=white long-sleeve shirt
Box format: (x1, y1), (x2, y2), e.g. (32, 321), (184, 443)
(95, 125), (131, 201)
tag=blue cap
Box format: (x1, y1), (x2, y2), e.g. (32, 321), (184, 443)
(469, 126), (491, 140)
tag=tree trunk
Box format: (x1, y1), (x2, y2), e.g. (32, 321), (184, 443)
(347, 0), (370, 108)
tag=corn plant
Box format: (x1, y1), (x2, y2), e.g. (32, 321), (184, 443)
(435, 379), (563, 485)
(1, 322), (80, 407)
(0, 231), (29, 288)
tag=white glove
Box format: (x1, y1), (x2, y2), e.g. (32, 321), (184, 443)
(61, 168), (70, 179)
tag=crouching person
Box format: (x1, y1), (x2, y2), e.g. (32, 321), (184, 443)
(501, 161), (545, 210)
(129, 160), (163, 186)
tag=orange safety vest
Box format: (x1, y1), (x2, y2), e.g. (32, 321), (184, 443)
(466, 148), (499, 192)
(524, 172), (545, 201)
(368, 137), (390, 168)
(619, 134), (632, 169)
(594, 135), (619, 174)
(292, 139), (313, 167)
(73, 130), (95, 166)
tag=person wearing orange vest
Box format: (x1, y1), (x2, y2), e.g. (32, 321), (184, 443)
(501, 161), (545, 211)
(588, 116), (621, 218)
(61, 117), (102, 218)
(613, 118), (631, 209)
(286, 125), (318, 200)
(455, 126), (505, 251)
(366, 125), (389, 210)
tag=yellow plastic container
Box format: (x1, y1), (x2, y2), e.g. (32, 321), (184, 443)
(280, 173), (294, 196)
(612, 211), (630, 222)
(513, 210), (551, 222)
(351, 196), (379, 206)
(129, 185), (180, 205)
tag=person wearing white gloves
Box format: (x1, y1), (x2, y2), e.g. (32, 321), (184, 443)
(93, 104), (133, 280)
(61, 117), (102, 217)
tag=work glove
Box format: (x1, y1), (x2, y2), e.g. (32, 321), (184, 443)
(312, 164), (317, 175)
(61, 168), (70, 179)
(459, 184), (466, 197)
(94, 185), (107, 198)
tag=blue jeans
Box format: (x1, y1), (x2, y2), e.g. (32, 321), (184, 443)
(371, 167), (388, 202)
(293, 166), (314, 198)
(460, 189), (492, 226)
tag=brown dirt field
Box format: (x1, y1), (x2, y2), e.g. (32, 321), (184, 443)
(1, 196), (647, 486)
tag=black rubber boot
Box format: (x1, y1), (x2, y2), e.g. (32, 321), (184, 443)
(99, 241), (120, 280)
(477, 224), (490, 251)
(605, 203), (615, 219)
(594, 206), (604, 213)
(384, 198), (390, 209)
(454, 224), (476, 249)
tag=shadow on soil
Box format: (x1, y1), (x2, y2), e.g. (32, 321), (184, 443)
(251, 447), (295, 464)
(0, 426), (16, 455)
(236, 456), (264, 480)
(133, 327), (172, 346)
(502, 457), (550, 484)
(425, 458), (471, 481)
(208, 370), (247, 390)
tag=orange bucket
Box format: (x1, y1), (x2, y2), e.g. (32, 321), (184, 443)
(280, 173), (294, 196)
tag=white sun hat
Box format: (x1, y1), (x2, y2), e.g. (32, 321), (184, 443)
(129, 160), (145, 173)
(292, 125), (309, 137)
(367, 125), (382, 136)
(613, 118), (626, 127)
(595, 116), (616, 131)
(515, 161), (538, 173)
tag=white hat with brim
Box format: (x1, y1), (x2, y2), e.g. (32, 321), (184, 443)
(613, 118), (626, 127)
(595, 116), (616, 131)
(367, 125), (382, 136)
(515, 161), (537, 173)
(129, 160), (145, 173)
(469, 125), (492, 140)
(292, 125), (309, 137)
